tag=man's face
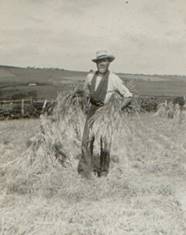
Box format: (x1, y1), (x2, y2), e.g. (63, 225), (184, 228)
(96, 58), (110, 74)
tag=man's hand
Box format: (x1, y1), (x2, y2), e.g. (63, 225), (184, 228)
(121, 97), (132, 111)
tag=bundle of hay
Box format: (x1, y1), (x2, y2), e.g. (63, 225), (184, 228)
(6, 92), (86, 193)
(30, 92), (85, 167)
(154, 101), (177, 118)
(88, 94), (133, 155)
(5, 91), (138, 194)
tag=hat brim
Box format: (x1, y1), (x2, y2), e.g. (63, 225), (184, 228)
(92, 55), (115, 63)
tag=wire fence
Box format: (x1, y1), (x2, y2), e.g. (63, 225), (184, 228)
(0, 94), (185, 120)
(0, 98), (56, 120)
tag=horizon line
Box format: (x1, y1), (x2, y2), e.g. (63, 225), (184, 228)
(0, 64), (186, 77)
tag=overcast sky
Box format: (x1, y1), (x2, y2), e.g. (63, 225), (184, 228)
(0, 0), (186, 74)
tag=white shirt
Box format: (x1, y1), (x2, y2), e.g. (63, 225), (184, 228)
(84, 71), (133, 104)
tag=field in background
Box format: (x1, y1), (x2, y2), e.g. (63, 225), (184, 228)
(0, 94), (186, 234)
(1, 65), (186, 100)
(0, 66), (84, 100)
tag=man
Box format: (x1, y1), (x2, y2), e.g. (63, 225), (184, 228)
(78, 50), (133, 178)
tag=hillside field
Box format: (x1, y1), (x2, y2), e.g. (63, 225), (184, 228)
(1, 65), (186, 100)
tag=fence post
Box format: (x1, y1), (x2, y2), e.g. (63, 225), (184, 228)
(42, 99), (47, 113)
(21, 99), (24, 116)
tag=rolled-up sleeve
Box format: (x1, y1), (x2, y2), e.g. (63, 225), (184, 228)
(83, 73), (93, 97)
(114, 75), (133, 98)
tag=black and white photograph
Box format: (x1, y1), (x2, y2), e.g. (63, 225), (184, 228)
(0, 0), (186, 234)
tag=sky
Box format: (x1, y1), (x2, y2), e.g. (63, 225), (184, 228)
(0, 0), (186, 74)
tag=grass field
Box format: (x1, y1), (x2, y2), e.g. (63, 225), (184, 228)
(0, 66), (85, 99)
(1, 65), (186, 100)
(0, 94), (186, 235)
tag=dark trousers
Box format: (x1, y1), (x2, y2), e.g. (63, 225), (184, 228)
(78, 105), (111, 178)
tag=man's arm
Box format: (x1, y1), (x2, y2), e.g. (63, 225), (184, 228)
(121, 97), (132, 110)
(83, 72), (94, 96)
(82, 72), (93, 112)
(113, 74), (133, 109)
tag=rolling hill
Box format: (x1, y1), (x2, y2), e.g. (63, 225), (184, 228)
(0, 65), (186, 100)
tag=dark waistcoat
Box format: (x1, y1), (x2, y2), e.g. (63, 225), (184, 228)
(89, 71), (109, 106)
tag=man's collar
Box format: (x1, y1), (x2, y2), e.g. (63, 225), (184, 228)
(96, 70), (110, 76)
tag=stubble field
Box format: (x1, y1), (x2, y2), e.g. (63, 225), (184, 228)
(0, 95), (186, 235)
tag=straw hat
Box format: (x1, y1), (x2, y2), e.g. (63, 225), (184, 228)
(92, 50), (115, 63)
